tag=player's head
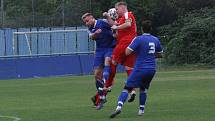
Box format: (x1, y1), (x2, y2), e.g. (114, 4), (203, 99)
(141, 20), (152, 33)
(115, 1), (128, 17)
(81, 13), (95, 27)
(108, 8), (118, 20)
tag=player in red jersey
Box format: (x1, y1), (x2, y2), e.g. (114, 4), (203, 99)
(103, 1), (137, 102)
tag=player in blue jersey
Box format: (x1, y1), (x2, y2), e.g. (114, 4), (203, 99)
(110, 20), (163, 118)
(82, 13), (116, 110)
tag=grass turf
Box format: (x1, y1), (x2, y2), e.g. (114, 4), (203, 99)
(0, 69), (215, 121)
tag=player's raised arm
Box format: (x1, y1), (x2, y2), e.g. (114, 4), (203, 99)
(111, 2), (133, 30)
(82, 13), (102, 40)
(89, 29), (102, 40)
(156, 52), (163, 58)
(103, 12), (116, 26)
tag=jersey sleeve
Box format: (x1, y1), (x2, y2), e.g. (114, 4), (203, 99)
(155, 39), (163, 53)
(124, 12), (133, 23)
(87, 29), (93, 36)
(127, 37), (139, 51)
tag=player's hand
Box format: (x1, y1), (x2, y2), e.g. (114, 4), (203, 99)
(103, 87), (108, 91)
(103, 12), (109, 17)
(111, 25), (118, 30)
(95, 29), (102, 34)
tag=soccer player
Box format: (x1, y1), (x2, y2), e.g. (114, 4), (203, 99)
(103, 1), (137, 102)
(82, 13), (115, 110)
(110, 20), (163, 118)
(91, 8), (119, 108)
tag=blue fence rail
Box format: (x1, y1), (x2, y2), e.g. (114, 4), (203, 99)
(0, 54), (94, 80)
(0, 27), (95, 57)
(0, 27), (125, 80)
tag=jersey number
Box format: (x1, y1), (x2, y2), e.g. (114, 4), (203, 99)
(149, 42), (155, 54)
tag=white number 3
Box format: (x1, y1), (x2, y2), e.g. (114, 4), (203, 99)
(149, 42), (155, 54)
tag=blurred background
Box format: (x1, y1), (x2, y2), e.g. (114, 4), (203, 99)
(0, 0), (214, 65)
(0, 0), (215, 79)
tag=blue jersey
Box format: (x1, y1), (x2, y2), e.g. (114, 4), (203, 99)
(127, 33), (163, 70)
(89, 19), (115, 48)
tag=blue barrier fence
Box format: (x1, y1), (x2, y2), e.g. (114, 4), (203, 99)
(0, 54), (93, 80)
(0, 27), (125, 80)
(0, 54), (125, 80)
(0, 27), (95, 57)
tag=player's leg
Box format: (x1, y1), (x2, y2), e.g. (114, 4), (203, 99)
(110, 86), (132, 118)
(95, 62), (116, 106)
(138, 70), (156, 116)
(104, 62), (117, 91)
(110, 70), (139, 118)
(124, 53), (137, 102)
(94, 67), (107, 109)
(94, 67), (104, 97)
(103, 49), (116, 91)
(103, 56), (111, 83)
(91, 69), (102, 106)
(92, 51), (106, 109)
(94, 56), (111, 108)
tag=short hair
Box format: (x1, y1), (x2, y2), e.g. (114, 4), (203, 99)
(142, 20), (152, 33)
(115, 1), (127, 7)
(81, 13), (93, 20)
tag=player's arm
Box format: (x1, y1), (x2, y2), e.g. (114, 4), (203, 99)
(89, 29), (102, 40)
(155, 40), (163, 58)
(156, 52), (163, 58)
(125, 37), (138, 56)
(125, 47), (133, 56)
(112, 19), (131, 30)
(103, 12), (117, 26)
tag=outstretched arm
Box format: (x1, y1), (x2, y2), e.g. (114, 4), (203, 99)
(111, 21), (131, 30)
(125, 47), (133, 56)
(156, 52), (163, 58)
(89, 29), (102, 40)
(103, 12), (116, 26)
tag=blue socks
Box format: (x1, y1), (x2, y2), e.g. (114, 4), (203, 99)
(96, 80), (104, 96)
(103, 66), (111, 82)
(117, 90), (129, 107)
(139, 90), (147, 110)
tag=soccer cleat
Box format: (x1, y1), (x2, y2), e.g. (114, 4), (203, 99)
(128, 93), (136, 102)
(96, 103), (104, 110)
(95, 99), (106, 110)
(91, 96), (96, 106)
(107, 86), (112, 92)
(110, 109), (121, 118)
(138, 109), (144, 116)
(100, 98), (107, 104)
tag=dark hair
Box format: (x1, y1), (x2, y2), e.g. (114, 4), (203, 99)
(115, 1), (127, 7)
(142, 20), (152, 33)
(81, 13), (93, 20)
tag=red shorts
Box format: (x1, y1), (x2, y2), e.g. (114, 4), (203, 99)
(112, 45), (136, 68)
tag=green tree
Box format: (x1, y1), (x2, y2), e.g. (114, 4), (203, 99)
(159, 7), (215, 65)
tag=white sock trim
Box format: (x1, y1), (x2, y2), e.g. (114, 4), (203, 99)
(118, 101), (123, 105)
(116, 106), (122, 111)
(131, 90), (136, 94)
(122, 89), (128, 93)
(140, 105), (145, 108)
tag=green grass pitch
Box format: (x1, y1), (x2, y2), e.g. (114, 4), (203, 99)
(0, 69), (215, 121)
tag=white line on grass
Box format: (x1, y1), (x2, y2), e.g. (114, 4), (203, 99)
(0, 115), (21, 121)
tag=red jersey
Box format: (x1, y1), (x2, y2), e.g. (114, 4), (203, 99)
(116, 12), (137, 46)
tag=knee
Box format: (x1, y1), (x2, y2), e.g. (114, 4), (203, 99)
(140, 87), (148, 93)
(95, 74), (102, 81)
(94, 69), (102, 80)
(124, 86), (133, 92)
(103, 71), (109, 77)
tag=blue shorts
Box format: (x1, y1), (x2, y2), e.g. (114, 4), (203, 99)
(125, 69), (156, 89)
(93, 48), (113, 68)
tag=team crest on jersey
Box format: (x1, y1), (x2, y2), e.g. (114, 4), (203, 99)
(125, 18), (132, 23)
